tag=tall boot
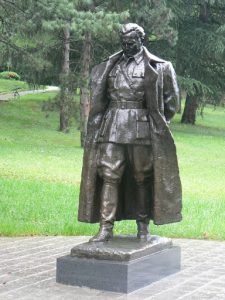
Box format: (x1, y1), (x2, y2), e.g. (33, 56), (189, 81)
(89, 181), (118, 242)
(137, 220), (150, 241)
(136, 183), (151, 241)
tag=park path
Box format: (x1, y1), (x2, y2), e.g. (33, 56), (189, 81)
(0, 86), (59, 101)
(0, 236), (225, 300)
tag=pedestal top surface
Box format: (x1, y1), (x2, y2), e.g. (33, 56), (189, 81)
(70, 235), (172, 261)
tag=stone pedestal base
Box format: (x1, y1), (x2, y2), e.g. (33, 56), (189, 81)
(56, 236), (181, 293)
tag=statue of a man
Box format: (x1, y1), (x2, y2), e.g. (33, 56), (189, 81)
(78, 23), (182, 242)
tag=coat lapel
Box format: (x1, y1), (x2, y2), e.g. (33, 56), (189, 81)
(90, 52), (122, 116)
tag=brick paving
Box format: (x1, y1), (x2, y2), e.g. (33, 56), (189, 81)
(0, 237), (225, 300)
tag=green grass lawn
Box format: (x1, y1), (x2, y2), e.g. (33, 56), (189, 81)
(0, 79), (30, 94)
(0, 94), (225, 239)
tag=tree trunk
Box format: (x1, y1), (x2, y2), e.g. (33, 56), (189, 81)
(175, 33), (184, 115)
(181, 94), (198, 124)
(80, 32), (91, 147)
(59, 25), (70, 132)
(199, 3), (209, 23)
(177, 89), (182, 114)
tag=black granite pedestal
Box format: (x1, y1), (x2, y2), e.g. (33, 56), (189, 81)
(56, 235), (181, 293)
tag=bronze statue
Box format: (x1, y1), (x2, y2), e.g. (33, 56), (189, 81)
(78, 23), (182, 242)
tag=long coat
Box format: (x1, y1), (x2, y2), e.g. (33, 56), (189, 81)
(78, 47), (182, 225)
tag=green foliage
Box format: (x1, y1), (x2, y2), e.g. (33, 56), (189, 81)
(130, 0), (178, 46)
(178, 76), (213, 97)
(37, 0), (129, 40)
(0, 0), (179, 85)
(0, 71), (20, 80)
(173, 0), (225, 103)
(1, 0), (225, 127)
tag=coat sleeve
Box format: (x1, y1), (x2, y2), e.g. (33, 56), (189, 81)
(85, 62), (109, 145)
(163, 62), (179, 122)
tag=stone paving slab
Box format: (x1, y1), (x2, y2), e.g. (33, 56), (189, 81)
(0, 237), (225, 300)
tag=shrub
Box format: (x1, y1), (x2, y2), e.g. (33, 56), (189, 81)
(0, 71), (21, 80)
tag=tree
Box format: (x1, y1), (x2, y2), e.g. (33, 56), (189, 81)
(169, 0), (225, 124)
(35, 0), (128, 140)
(0, 0), (128, 139)
(0, 0), (180, 140)
(4, 0), (224, 131)
(73, 1), (129, 145)
(0, 0), (61, 86)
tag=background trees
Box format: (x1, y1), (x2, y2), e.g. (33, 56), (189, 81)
(0, 0), (224, 141)
(171, 0), (225, 124)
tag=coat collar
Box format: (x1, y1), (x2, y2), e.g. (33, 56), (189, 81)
(142, 46), (165, 63)
(107, 46), (165, 64)
(121, 48), (144, 65)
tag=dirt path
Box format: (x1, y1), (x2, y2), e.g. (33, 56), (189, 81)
(0, 86), (59, 101)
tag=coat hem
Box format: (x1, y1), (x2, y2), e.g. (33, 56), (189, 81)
(78, 215), (183, 225)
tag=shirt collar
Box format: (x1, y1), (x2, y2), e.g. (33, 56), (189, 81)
(122, 48), (144, 65)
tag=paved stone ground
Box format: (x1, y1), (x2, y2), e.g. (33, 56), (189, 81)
(0, 237), (225, 300)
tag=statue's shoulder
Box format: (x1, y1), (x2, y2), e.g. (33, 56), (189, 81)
(143, 47), (175, 76)
(91, 50), (123, 79)
(143, 47), (164, 62)
(93, 50), (123, 67)
(90, 61), (108, 80)
(103, 50), (123, 62)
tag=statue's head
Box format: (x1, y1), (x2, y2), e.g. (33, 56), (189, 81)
(120, 23), (145, 57)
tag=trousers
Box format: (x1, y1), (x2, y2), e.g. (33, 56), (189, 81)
(97, 142), (153, 226)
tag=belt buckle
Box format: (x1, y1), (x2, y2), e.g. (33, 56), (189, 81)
(121, 100), (126, 109)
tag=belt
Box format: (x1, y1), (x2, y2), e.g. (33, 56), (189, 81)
(109, 99), (145, 109)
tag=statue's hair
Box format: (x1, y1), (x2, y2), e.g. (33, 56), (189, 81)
(120, 23), (145, 40)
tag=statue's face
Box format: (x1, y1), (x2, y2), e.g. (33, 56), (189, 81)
(121, 32), (142, 57)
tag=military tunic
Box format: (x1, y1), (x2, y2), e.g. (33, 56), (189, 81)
(97, 48), (153, 218)
(98, 49), (151, 145)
